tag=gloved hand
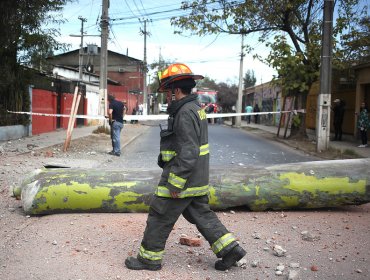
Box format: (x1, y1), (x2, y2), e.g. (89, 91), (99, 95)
(157, 154), (165, 168)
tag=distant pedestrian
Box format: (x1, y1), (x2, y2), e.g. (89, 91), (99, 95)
(245, 104), (253, 124)
(332, 98), (345, 141)
(131, 107), (138, 124)
(206, 103), (215, 124)
(253, 104), (260, 124)
(138, 103), (143, 115)
(107, 95), (126, 156)
(357, 102), (370, 148)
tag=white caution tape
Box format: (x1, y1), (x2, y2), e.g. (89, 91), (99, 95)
(205, 109), (305, 119)
(7, 109), (305, 121)
(7, 110), (168, 121)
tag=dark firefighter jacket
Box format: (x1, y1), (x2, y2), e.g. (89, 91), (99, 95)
(155, 94), (209, 198)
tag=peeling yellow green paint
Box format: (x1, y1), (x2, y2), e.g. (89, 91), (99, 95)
(254, 198), (268, 206)
(255, 186), (260, 196)
(280, 173), (366, 196)
(33, 181), (151, 213)
(35, 183), (111, 211)
(280, 196), (300, 207)
(243, 185), (251, 192)
(113, 192), (149, 212)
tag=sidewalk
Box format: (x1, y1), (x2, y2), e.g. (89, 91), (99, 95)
(224, 119), (370, 158)
(0, 123), (150, 155)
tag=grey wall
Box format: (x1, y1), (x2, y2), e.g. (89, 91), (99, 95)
(0, 125), (29, 141)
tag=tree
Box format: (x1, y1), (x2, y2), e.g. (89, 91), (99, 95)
(197, 76), (219, 89)
(0, 0), (71, 126)
(216, 82), (238, 112)
(243, 69), (256, 89)
(335, 15), (370, 68)
(171, 0), (368, 136)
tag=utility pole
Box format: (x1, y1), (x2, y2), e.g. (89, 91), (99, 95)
(70, 19), (100, 80)
(235, 33), (245, 127)
(316, 0), (334, 152)
(100, 0), (109, 119)
(140, 19), (150, 115)
(78, 16), (87, 81)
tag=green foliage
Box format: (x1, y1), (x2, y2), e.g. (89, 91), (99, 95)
(0, 0), (72, 126)
(243, 69), (256, 89)
(263, 35), (320, 95)
(334, 14), (370, 68)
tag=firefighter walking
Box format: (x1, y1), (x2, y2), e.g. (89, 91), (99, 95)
(125, 63), (246, 271)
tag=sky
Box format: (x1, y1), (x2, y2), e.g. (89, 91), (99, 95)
(54, 0), (276, 85)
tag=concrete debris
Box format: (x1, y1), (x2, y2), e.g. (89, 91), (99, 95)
(275, 264), (285, 272)
(235, 258), (247, 268)
(252, 232), (261, 239)
(287, 270), (299, 280)
(289, 262), (300, 268)
(273, 245), (287, 257)
(251, 260), (259, 267)
(301, 230), (320, 242)
(27, 144), (38, 150)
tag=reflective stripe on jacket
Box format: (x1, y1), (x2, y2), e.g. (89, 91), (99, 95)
(156, 94), (209, 197)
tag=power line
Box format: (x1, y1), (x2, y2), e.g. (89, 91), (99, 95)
(110, 0), (244, 22)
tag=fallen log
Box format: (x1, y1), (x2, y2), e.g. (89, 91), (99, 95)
(14, 159), (370, 215)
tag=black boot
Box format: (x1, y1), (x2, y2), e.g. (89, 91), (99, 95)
(125, 256), (162, 271)
(215, 245), (246, 271)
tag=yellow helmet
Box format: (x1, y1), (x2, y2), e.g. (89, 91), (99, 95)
(157, 63), (204, 92)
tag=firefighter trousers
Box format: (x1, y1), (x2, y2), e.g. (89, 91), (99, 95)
(139, 195), (238, 264)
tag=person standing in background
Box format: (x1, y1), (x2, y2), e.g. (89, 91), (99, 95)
(107, 94), (126, 156)
(357, 102), (370, 148)
(253, 103), (260, 124)
(332, 99), (345, 141)
(245, 104), (253, 124)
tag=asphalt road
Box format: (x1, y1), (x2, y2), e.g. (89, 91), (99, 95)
(105, 122), (318, 169)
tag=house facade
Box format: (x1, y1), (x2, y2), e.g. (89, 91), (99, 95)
(0, 48), (145, 140)
(245, 62), (370, 139)
(47, 46), (144, 94)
